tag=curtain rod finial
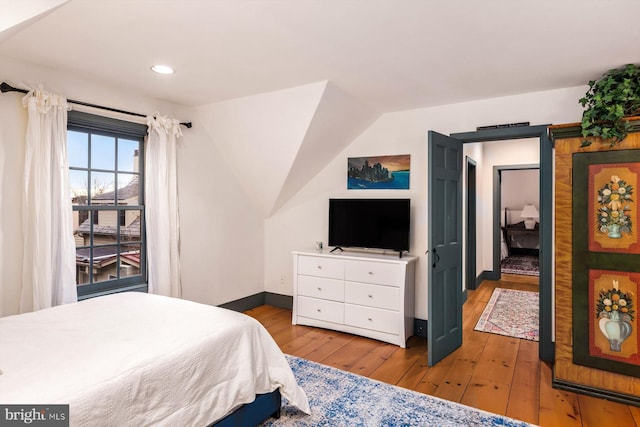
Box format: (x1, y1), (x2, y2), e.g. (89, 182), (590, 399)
(1, 82), (14, 93)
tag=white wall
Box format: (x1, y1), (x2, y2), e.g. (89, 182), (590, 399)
(463, 142), (484, 290)
(265, 86), (586, 320)
(481, 138), (540, 270)
(176, 123), (266, 307)
(502, 168), (540, 225)
(0, 56), (264, 315)
(0, 89), (26, 317)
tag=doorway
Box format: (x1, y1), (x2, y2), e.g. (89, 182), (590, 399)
(497, 166), (540, 279)
(466, 158), (478, 290)
(450, 125), (553, 362)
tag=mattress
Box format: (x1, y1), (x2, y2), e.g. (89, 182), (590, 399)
(0, 292), (309, 426)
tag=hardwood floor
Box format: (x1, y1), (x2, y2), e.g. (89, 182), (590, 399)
(245, 274), (640, 427)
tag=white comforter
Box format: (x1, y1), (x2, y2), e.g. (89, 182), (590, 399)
(0, 292), (309, 426)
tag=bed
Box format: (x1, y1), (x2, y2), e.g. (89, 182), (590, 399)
(502, 207), (540, 257)
(0, 292), (310, 426)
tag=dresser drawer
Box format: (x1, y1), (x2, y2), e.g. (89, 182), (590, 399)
(344, 304), (399, 335)
(298, 255), (344, 280)
(297, 296), (344, 324)
(298, 275), (344, 302)
(345, 282), (399, 310)
(345, 260), (403, 286)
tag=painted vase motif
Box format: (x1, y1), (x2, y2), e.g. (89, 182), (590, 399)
(599, 311), (632, 352)
(607, 223), (622, 239)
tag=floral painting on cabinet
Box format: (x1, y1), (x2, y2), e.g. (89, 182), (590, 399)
(589, 269), (639, 367)
(588, 162), (640, 254)
(573, 150), (640, 377)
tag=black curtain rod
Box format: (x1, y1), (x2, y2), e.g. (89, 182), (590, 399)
(1, 82), (192, 129)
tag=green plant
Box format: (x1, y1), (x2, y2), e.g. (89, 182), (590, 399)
(579, 64), (640, 147)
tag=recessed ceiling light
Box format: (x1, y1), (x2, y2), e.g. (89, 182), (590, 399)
(151, 64), (174, 75)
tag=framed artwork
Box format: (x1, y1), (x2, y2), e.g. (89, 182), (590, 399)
(573, 150), (640, 376)
(347, 155), (410, 189)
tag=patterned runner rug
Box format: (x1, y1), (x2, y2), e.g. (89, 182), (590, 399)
(474, 288), (539, 341)
(262, 355), (533, 426)
(501, 255), (539, 276)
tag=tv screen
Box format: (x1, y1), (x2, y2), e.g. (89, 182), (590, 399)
(328, 198), (410, 252)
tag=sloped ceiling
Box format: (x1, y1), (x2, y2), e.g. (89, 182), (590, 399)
(1, 1), (640, 213)
(0, 0), (68, 37)
(272, 81), (375, 214)
(195, 82), (325, 216)
(195, 81), (377, 216)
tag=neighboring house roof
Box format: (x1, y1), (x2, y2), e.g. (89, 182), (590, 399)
(76, 246), (119, 262)
(75, 215), (141, 239)
(93, 175), (139, 201)
(76, 247), (140, 267)
(121, 253), (141, 266)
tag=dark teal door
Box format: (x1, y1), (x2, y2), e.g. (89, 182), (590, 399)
(427, 131), (463, 366)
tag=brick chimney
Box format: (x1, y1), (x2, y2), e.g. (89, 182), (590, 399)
(133, 149), (139, 173)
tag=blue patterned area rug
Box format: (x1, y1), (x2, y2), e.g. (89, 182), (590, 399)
(474, 288), (539, 341)
(262, 355), (534, 426)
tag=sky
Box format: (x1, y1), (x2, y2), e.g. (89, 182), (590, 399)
(67, 130), (139, 198)
(348, 154), (411, 172)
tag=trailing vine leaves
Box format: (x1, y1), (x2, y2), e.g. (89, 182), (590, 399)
(579, 64), (640, 147)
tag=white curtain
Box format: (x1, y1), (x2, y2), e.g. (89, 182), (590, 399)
(145, 113), (182, 297)
(21, 87), (77, 312)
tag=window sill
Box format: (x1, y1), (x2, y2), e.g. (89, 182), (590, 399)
(77, 283), (148, 301)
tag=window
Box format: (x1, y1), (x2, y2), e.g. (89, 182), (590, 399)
(68, 111), (147, 297)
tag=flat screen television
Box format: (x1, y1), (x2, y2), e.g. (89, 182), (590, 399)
(328, 198), (410, 254)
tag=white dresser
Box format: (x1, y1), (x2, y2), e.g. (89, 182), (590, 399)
(292, 251), (417, 348)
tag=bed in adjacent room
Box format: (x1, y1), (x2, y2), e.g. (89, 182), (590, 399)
(501, 207), (540, 257)
(0, 292), (309, 426)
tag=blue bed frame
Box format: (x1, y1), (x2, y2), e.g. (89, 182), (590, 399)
(211, 389), (281, 426)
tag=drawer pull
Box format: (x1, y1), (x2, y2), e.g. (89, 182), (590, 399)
(368, 294), (373, 298)
(317, 287), (322, 291)
(317, 308), (322, 313)
(368, 317), (373, 322)
(368, 271), (373, 275)
(317, 265), (322, 269)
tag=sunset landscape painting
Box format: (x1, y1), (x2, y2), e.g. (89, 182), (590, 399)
(347, 154), (410, 189)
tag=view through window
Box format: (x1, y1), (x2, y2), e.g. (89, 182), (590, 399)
(67, 113), (146, 296)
